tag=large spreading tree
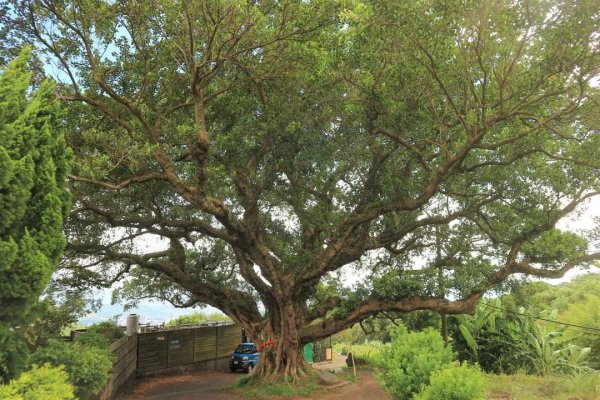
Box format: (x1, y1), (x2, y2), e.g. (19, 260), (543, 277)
(0, 48), (71, 381)
(6, 0), (600, 381)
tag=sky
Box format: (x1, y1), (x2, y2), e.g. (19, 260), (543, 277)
(80, 289), (221, 326)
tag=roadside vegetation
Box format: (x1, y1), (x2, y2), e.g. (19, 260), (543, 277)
(231, 372), (320, 399)
(484, 372), (600, 400)
(0, 49), (113, 399)
(332, 274), (600, 400)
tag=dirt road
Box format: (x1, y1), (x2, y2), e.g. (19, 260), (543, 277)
(124, 371), (242, 400)
(123, 369), (390, 400)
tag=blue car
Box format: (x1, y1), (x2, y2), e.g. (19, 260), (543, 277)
(229, 342), (259, 373)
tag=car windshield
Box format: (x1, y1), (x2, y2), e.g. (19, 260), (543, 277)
(234, 344), (254, 354)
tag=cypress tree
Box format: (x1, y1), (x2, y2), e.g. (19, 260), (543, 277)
(0, 48), (71, 382)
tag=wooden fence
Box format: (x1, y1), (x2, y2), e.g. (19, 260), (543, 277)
(92, 323), (241, 399)
(137, 323), (241, 374)
(92, 334), (137, 400)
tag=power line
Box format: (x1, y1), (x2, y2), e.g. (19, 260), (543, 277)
(480, 302), (600, 335)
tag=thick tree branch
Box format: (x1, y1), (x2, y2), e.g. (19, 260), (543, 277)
(68, 172), (167, 190)
(301, 295), (483, 343)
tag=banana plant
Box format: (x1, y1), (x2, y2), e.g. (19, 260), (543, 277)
(516, 309), (591, 375)
(452, 301), (591, 375)
(453, 298), (502, 362)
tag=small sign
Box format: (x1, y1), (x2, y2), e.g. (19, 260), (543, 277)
(156, 336), (165, 341)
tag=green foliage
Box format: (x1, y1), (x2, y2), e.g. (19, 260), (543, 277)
(372, 271), (428, 300)
(166, 312), (231, 327)
(74, 331), (111, 349)
(0, 47), (71, 382)
(0, 364), (75, 400)
(559, 371), (600, 399)
(333, 311), (440, 346)
(502, 274), (600, 369)
(451, 301), (591, 375)
(415, 362), (485, 400)
(521, 229), (587, 266)
(81, 321), (124, 345)
(232, 373), (319, 398)
(0, 47), (71, 321)
(451, 299), (521, 373)
(375, 325), (455, 400)
(0, 326), (29, 385)
(484, 371), (600, 400)
(333, 340), (385, 364)
(520, 315), (590, 376)
(24, 288), (100, 349)
(30, 339), (113, 400)
(559, 294), (600, 369)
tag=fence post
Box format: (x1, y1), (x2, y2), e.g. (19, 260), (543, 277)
(215, 325), (219, 370)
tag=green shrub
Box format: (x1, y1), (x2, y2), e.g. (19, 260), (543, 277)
(375, 325), (455, 400)
(0, 326), (29, 383)
(84, 321), (124, 344)
(0, 363), (75, 399)
(31, 339), (113, 399)
(451, 301), (592, 375)
(415, 362), (485, 400)
(74, 331), (110, 348)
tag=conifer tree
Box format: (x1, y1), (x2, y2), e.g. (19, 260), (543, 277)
(0, 48), (71, 382)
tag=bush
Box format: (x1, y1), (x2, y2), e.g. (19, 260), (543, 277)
(74, 331), (110, 348)
(84, 321), (124, 344)
(30, 339), (113, 399)
(0, 363), (75, 399)
(415, 362), (485, 400)
(375, 325), (455, 400)
(0, 326), (29, 383)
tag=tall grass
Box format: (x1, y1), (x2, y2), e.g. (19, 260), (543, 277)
(484, 371), (600, 400)
(334, 340), (386, 363)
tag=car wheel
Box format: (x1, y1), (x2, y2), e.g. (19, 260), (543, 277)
(247, 364), (254, 374)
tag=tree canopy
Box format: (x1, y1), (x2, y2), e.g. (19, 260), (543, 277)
(5, 0), (600, 380)
(0, 48), (71, 381)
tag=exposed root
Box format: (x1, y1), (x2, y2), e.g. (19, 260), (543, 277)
(251, 349), (314, 385)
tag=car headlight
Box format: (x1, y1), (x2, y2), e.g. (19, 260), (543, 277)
(242, 356), (249, 360)
(230, 356), (234, 360)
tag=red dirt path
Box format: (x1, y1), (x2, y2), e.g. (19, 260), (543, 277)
(123, 369), (391, 400)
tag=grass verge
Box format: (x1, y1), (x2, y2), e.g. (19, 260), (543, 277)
(484, 371), (600, 400)
(231, 374), (321, 399)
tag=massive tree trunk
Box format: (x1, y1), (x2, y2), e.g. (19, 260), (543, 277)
(248, 295), (312, 382)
